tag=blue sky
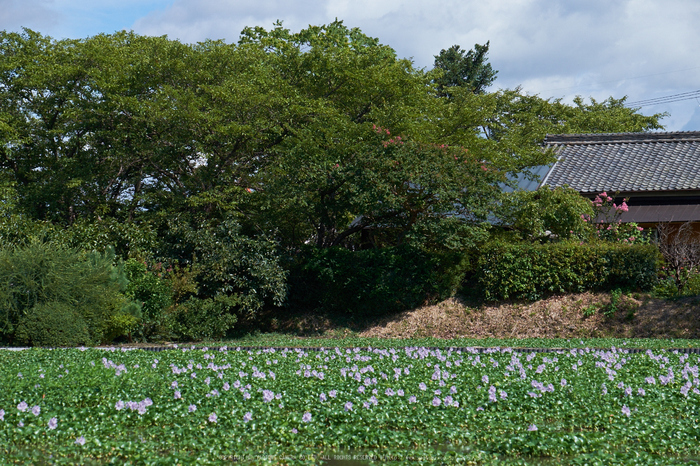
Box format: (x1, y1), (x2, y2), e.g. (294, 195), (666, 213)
(3, 0), (700, 131)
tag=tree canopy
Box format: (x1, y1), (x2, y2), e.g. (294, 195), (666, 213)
(0, 23), (666, 253)
(433, 42), (498, 96)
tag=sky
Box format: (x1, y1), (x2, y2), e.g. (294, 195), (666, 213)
(3, 0), (700, 131)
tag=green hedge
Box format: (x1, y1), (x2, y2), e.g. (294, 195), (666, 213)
(287, 245), (471, 317)
(476, 241), (659, 301)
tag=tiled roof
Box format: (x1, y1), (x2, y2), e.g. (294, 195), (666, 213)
(541, 131), (700, 193)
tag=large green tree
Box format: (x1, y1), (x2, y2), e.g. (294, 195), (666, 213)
(433, 43), (497, 97)
(0, 24), (667, 254)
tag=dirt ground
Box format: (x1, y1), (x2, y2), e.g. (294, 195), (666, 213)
(268, 292), (700, 341)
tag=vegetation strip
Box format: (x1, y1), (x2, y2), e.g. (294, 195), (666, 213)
(2, 345), (700, 465)
(7, 345), (700, 354)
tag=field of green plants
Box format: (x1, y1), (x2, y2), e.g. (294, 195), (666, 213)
(1, 344), (699, 465)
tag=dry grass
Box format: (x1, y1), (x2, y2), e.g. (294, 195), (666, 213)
(357, 292), (700, 340)
(113, 292), (700, 346)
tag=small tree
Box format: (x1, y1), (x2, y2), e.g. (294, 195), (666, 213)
(656, 222), (700, 294)
(583, 192), (647, 244)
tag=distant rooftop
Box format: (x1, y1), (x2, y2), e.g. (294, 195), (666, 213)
(541, 131), (700, 193)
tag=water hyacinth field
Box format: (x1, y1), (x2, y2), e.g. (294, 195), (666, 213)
(1, 345), (699, 465)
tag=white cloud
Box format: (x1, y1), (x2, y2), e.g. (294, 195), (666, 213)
(4, 0), (699, 129)
(0, 0), (62, 32)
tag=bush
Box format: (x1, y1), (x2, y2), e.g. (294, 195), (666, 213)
(476, 241), (658, 301)
(287, 245), (471, 317)
(167, 295), (239, 341)
(0, 240), (131, 345)
(14, 302), (92, 347)
(163, 217), (287, 318)
(497, 187), (594, 241)
(123, 258), (174, 341)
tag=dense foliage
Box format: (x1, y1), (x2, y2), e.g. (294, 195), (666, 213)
(0, 22), (670, 343)
(0, 241), (131, 345)
(286, 245), (470, 318)
(477, 242), (659, 301)
(1, 346), (699, 465)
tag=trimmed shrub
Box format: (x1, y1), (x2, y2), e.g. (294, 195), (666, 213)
(14, 302), (92, 347)
(287, 245), (471, 317)
(477, 241), (658, 301)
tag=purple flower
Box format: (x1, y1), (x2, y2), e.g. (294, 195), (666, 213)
(32, 405), (41, 416)
(48, 417), (57, 430)
(344, 402), (353, 411)
(408, 396), (417, 404)
(482, 375), (489, 384)
(419, 383), (427, 391)
(385, 388), (395, 396)
(638, 388), (646, 396)
(0, 409), (4, 420)
(262, 390), (275, 403)
(171, 381), (178, 389)
(223, 382), (230, 391)
(319, 393), (327, 402)
(527, 424), (538, 431)
(17, 402), (28, 412)
(488, 386), (497, 403)
(397, 389), (404, 397)
(174, 391), (181, 400)
(561, 379), (567, 387)
(75, 436), (86, 445)
(302, 412), (312, 423)
(432, 397), (441, 407)
(208, 413), (217, 423)
(329, 390), (337, 398)
(243, 412), (252, 423)
(188, 404), (197, 413)
(621, 405), (631, 417)
(115, 401), (124, 411)
(291, 428), (297, 433)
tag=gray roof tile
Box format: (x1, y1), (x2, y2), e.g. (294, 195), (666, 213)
(541, 131), (700, 193)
